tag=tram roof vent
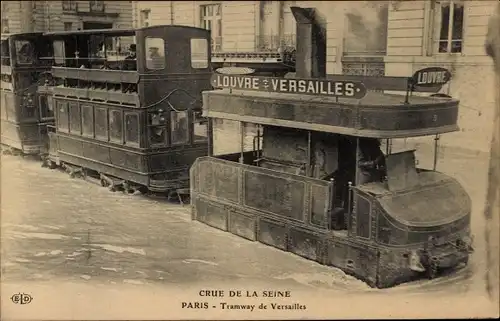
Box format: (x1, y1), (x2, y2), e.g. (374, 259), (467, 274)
(290, 6), (326, 79)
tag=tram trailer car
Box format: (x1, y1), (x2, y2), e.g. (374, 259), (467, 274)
(43, 26), (211, 194)
(190, 7), (474, 288)
(1, 32), (54, 156)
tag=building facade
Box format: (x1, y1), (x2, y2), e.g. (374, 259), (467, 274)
(132, 1), (389, 75)
(385, 0), (497, 153)
(131, 0), (497, 153)
(1, 1), (133, 33)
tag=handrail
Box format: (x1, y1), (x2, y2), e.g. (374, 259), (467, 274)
(51, 67), (139, 84)
(52, 86), (140, 106)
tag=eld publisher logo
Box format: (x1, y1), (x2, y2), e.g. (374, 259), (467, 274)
(11, 293), (33, 305)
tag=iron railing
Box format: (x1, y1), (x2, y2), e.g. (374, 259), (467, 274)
(342, 62), (385, 77)
(255, 34), (296, 51)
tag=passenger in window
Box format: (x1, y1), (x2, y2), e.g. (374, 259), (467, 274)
(126, 44), (136, 59)
(172, 114), (188, 144)
(357, 138), (386, 184)
(122, 44), (137, 70)
(17, 43), (34, 64)
(148, 46), (163, 69)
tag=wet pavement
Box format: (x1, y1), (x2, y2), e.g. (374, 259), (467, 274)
(0, 145), (496, 318)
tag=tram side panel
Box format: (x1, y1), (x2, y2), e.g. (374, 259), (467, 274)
(51, 95), (153, 187)
(190, 156), (337, 262)
(1, 76), (45, 154)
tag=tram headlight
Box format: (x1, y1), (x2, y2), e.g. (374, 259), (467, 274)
(409, 250), (425, 272)
(24, 93), (34, 107)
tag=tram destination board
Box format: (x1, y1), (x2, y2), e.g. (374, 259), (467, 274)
(211, 74), (367, 99)
(411, 67), (452, 88)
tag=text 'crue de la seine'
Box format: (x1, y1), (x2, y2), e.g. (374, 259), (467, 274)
(180, 289), (307, 311)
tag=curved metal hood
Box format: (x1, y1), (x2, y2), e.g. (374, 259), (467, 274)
(359, 171), (471, 229)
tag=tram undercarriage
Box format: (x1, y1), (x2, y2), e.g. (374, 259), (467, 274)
(43, 129), (202, 202)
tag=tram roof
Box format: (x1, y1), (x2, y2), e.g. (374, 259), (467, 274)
(202, 89), (461, 139)
(1, 32), (44, 40)
(43, 25), (207, 37)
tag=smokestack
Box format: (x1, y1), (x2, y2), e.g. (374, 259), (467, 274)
(290, 6), (326, 79)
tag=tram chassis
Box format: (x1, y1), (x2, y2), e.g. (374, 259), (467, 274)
(192, 192), (471, 289)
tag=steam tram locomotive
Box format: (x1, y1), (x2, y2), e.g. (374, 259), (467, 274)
(190, 7), (474, 288)
(42, 25), (211, 194)
(1, 32), (54, 155)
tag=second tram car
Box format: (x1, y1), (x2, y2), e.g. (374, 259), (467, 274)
(1, 32), (54, 155)
(190, 7), (474, 288)
(43, 25), (211, 194)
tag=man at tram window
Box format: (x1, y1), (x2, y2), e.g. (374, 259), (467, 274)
(357, 138), (386, 185)
(122, 44), (137, 70)
(17, 42), (34, 64)
(147, 46), (164, 70)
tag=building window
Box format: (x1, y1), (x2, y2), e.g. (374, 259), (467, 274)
(89, 1), (104, 13)
(200, 3), (222, 51)
(64, 22), (72, 31)
(434, 0), (464, 53)
(62, 0), (77, 12)
(140, 9), (151, 27)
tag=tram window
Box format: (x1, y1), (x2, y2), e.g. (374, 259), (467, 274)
(81, 105), (94, 137)
(39, 95), (54, 120)
(190, 38), (208, 69)
(355, 195), (371, 239)
(94, 107), (108, 140)
(15, 40), (35, 64)
(145, 37), (165, 70)
(109, 110), (123, 143)
(1, 40), (10, 66)
(57, 102), (69, 133)
(170, 111), (189, 145)
(149, 112), (167, 145)
(125, 113), (139, 145)
(193, 112), (208, 142)
(69, 103), (82, 135)
(53, 40), (65, 65)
